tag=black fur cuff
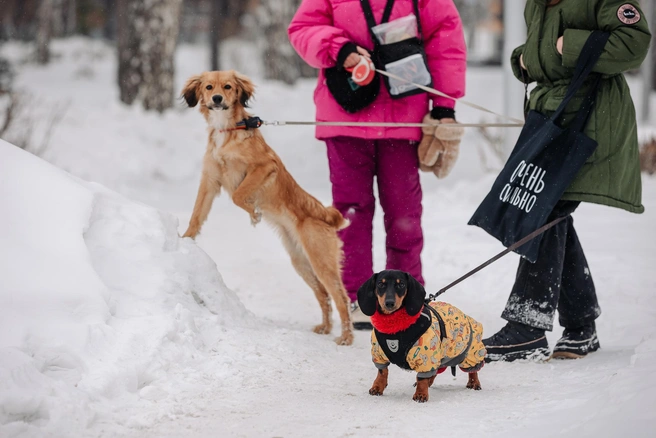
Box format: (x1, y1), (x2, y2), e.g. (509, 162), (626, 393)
(336, 42), (359, 71)
(430, 106), (456, 120)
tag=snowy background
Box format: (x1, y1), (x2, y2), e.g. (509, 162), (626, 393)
(1, 38), (655, 437)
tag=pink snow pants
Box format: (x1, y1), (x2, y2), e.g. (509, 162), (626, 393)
(325, 136), (424, 302)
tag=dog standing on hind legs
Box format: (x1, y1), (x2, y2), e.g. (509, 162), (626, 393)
(357, 270), (485, 402)
(180, 70), (353, 345)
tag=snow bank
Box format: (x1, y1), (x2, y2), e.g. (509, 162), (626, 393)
(0, 140), (248, 436)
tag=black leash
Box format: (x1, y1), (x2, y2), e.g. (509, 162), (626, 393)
(425, 215), (570, 302)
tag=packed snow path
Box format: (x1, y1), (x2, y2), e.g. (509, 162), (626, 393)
(0, 39), (654, 437)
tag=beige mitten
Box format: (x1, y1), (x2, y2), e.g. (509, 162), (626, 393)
(417, 114), (464, 179)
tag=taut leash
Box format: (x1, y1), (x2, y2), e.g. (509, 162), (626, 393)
(425, 215), (570, 303)
(373, 68), (525, 125)
(263, 120), (523, 128)
(217, 117), (522, 131)
(219, 66), (526, 130)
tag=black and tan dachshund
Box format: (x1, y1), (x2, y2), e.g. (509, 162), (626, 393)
(357, 270), (486, 402)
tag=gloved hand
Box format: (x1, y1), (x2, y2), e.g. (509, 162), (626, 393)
(417, 113), (464, 179)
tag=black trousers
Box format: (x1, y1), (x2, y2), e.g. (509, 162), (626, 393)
(501, 201), (601, 331)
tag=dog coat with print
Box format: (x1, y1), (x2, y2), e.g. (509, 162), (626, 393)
(370, 301), (486, 375)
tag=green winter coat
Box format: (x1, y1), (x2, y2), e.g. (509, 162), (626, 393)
(511, 0), (651, 213)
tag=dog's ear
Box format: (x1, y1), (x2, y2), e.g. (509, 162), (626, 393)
(404, 272), (426, 316)
(357, 273), (378, 316)
(233, 71), (255, 107)
(181, 75), (202, 107)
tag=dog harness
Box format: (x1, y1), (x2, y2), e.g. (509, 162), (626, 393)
(374, 306), (444, 370)
(371, 302), (486, 377)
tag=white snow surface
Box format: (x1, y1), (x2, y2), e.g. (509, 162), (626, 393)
(1, 38), (655, 437)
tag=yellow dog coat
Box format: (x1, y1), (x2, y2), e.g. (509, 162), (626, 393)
(370, 301), (486, 378)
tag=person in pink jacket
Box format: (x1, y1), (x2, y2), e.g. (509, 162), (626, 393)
(288, 0), (467, 329)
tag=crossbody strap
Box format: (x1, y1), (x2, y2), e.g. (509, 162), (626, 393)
(413, 0), (422, 42)
(550, 31), (610, 129)
(360, 0), (395, 42)
(360, 0), (423, 43)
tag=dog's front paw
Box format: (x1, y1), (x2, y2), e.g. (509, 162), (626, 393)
(250, 207), (262, 226)
(413, 378), (430, 402)
(369, 386), (385, 396)
(369, 368), (388, 396)
(412, 392), (429, 403)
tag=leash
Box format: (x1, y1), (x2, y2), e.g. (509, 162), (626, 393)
(263, 120), (523, 128)
(219, 117), (521, 131)
(220, 67), (526, 130)
(425, 215), (570, 303)
(373, 68), (525, 125)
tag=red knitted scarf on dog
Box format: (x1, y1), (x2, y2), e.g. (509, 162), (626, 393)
(370, 307), (423, 334)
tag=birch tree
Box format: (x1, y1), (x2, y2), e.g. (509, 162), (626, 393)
(257, 0), (315, 84)
(117, 0), (183, 112)
(35, 0), (54, 64)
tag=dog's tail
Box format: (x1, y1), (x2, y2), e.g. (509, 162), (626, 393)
(324, 206), (350, 231)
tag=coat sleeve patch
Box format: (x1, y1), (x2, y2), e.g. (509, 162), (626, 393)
(617, 4), (641, 25)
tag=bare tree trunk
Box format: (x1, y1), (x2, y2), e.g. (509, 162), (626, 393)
(258, 0), (314, 84)
(209, 0), (222, 71)
(104, 0), (116, 40)
(65, 0), (77, 35)
(117, 0), (183, 113)
(208, 0), (250, 71)
(51, 0), (65, 37)
(116, 0), (140, 105)
(36, 0), (54, 64)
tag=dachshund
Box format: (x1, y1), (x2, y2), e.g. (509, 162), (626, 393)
(181, 70), (353, 345)
(357, 270), (486, 402)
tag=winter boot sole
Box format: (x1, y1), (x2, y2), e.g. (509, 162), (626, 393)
(485, 346), (551, 363)
(353, 321), (373, 330)
(551, 335), (600, 360)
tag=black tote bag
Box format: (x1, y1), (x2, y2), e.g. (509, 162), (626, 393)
(468, 31), (610, 263)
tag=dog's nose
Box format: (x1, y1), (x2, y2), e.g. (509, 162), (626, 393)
(212, 95), (223, 104)
(385, 300), (396, 310)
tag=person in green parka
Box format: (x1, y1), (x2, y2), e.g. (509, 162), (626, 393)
(483, 0), (651, 362)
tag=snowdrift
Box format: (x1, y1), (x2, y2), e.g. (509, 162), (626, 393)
(0, 140), (248, 436)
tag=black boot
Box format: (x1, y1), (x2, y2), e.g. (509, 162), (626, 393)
(551, 322), (600, 359)
(483, 322), (550, 363)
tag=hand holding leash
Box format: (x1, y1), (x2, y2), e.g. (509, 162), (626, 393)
(346, 56), (376, 86)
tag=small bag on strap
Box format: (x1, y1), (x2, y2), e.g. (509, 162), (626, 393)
(361, 0), (432, 99)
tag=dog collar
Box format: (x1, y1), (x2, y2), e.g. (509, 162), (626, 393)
(371, 306), (423, 335)
(219, 116), (263, 133)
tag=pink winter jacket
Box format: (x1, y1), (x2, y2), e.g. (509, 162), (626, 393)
(288, 0), (466, 141)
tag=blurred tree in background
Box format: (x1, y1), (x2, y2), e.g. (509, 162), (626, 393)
(116, 0), (183, 112)
(256, 0), (315, 84)
(0, 0), (653, 109)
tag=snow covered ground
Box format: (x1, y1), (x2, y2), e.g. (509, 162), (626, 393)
(1, 38), (655, 437)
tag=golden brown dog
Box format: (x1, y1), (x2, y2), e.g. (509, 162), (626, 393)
(181, 70), (353, 345)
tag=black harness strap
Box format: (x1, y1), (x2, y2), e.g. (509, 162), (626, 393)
(374, 306), (432, 370)
(437, 321), (474, 369)
(425, 304), (447, 342)
(425, 305), (474, 375)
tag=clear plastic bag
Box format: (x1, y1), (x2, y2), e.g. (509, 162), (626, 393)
(384, 53), (432, 96)
(371, 14), (418, 45)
